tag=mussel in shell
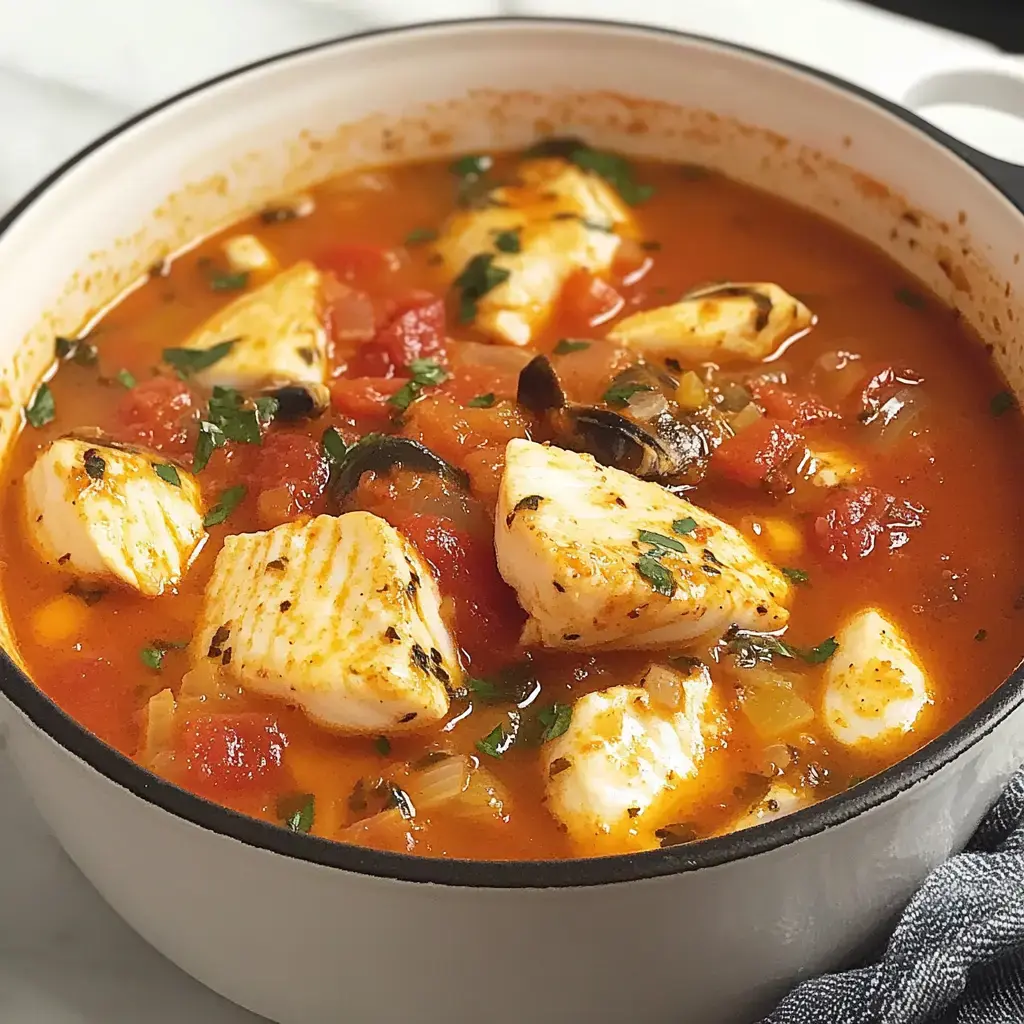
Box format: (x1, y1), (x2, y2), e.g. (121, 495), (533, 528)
(259, 382), (331, 422)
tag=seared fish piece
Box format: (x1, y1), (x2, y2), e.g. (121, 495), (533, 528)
(190, 512), (459, 734)
(542, 662), (716, 848)
(436, 157), (635, 346)
(177, 261), (327, 388)
(822, 607), (931, 750)
(495, 439), (791, 650)
(22, 435), (205, 596)
(607, 283), (814, 363)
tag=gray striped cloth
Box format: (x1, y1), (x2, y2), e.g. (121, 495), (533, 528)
(762, 766), (1024, 1024)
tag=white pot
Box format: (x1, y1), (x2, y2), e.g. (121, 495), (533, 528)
(1, 19), (1023, 1024)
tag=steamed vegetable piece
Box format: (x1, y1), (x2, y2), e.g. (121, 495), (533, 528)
(822, 608), (931, 749)
(170, 261), (327, 388)
(22, 435), (205, 596)
(607, 283), (814, 362)
(542, 661), (716, 848)
(190, 512), (460, 733)
(495, 438), (791, 649)
(435, 156), (636, 345)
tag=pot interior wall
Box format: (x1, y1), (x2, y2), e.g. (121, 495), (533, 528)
(0, 20), (1022, 661)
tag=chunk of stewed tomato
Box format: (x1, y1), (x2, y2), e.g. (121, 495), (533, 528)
(178, 713), (288, 794)
(115, 375), (196, 454)
(749, 382), (838, 426)
(317, 244), (402, 291)
(330, 377), (404, 422)
(714, 417), (803, 487)
(248, 430), (329, 528)
(396, 513), (525, 672)
(812, 484), (927, 563)
(346, 295), (447, 378)
(559, 270), (624, 329)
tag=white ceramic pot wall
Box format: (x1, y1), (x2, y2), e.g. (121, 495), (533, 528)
(1, 20), (1023, 1024)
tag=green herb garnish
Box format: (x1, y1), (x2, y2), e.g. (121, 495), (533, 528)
(405, 227), (439, 247)
(203, 484), (247, 527)
(467, 677), (500, 702)
(374, 735), (392, 756)
(208, 270), (249, 292)
(991, 390), (1016, 417)
(277, 793), (315, 834)
(115, 368), (137, 389)
(25, 383), (56, 428)
(537, 703), (573, 743)
(639, 529), (688, 555)
(162, 339), (235, 378)
(55, 336), (98, 366)
(603, 381), (653, 407)
(321, 426), (349, 466)
(569, 146), (654, 206)
(388, 358), (449, 414)
(83, 449), (105, 481)
(453, 253), (511, 323)
(636, 555), (676, 597)
(153, 463), (181, 487)
(894, 287), (926, 310)
(723, 627), (838, 668)
(975, 628), (988, 642)
(193, 421), (225, 473)
(781, 567), (810, 584)
(554, 339), (591, 355)
(450, 154), (493, 178)
(467, 393), (496, 408)
(493, 228), (522, 254)
(802, 636), (839, 664)
(476, 712), (521, 759)
(140, 639), (188, 672)
(672, 517), (698, 536)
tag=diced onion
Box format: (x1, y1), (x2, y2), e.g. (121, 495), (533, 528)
(729, 401), (764, 433)
(626, 388), (669, 420)
(407, 753), (510, 822)
(675, 371), (707, 411)
(814, 349), (864, 401)
(738, 671), (815, 739)
(761, 742), (794, 776)
(413, 754), (472, 809)
(458, 762), (510, 821)
(642, 664), (686, 711)
(138, 688), (177, 771)
(338, 807), (411, 847)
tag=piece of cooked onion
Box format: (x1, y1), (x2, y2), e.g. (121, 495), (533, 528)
(138, 688), (177, 771)
(410, 753), (510, 822)
(626, 388), (669, 420)
(738, 671), (815, 739)
(729, 401), (764, 433)
(864, 385), (930, 448)
(642, 664), (687, 711)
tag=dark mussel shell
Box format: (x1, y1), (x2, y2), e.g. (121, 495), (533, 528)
(261, 382), (331, 422)
(516, 354), (567, 415)
(328, 434), (469, 506)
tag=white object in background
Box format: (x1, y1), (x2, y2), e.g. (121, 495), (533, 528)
(0, 5), (1020, 1024)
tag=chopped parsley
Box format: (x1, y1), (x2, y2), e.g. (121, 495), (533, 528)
(162, 339), (235, 378)
(193, 421), (225, 473)
(450, 154), (493, 178)
(153, 463), (181, 487)
(467, 676), (500, 702)
(603, 380), (653, 407)
(781, 567), (810, 584)
(83, 449), (105, 481)
(476, 712), (521, 759)
(975, 628), (988, 642)
(467, 393), (496, 408)
(193, 386), (278, 471)
(208, 270), (249, 292)
(554, 339), (591, 355)
(405, 226), (438, 247)
(493, 228), (522, 254)
(55, 336), (98, 366)
(537, 703), (573, 743)
(321, 426), (349, 466)
(388, 358), (449, 414)
(672, 517), (698, 536)
(991, 390), (1016, 417)
(453, 253), (511, 322)
(277, 793), (315, 834)
(894, 286), (926, 310)
(638, 529), (688, 555)
(636, 554), (676, 597)
(373, 735), (392, 756)
(802, 636), (839, 664)
(722, 627), (838, 668)
(450, 154), (494, 208)
(139, 639), (188, 672)
(568, 145), (654, 206)
(203, 484), (247, 527)
(25, 383), (55, 428)
(115, 368), (137, 389)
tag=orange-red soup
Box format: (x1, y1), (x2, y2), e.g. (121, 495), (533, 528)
(3, 147), (1023, 861)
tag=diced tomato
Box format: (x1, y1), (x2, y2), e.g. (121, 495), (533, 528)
(812, 485), (927, 563)
(714, 417), (803, 487)
(317, 244), (402, 291)
(248, 431), (329, 526)
(115, 375), (196, 454)
(330, 377), (404, 422)
(374, 295), (446, 368)
(178, 713), (288, 794)
(750, 382), (838, 426)
(559, 270), (624, 329)
(43, 656), (137, 755)
(322, 275), (376, 362)
(397, 513), (525, 672)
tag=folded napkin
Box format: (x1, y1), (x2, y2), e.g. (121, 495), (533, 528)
(762, 766), (1024, 1024)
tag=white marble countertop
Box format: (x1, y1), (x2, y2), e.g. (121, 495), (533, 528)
(1, 2), (1023, 1021)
